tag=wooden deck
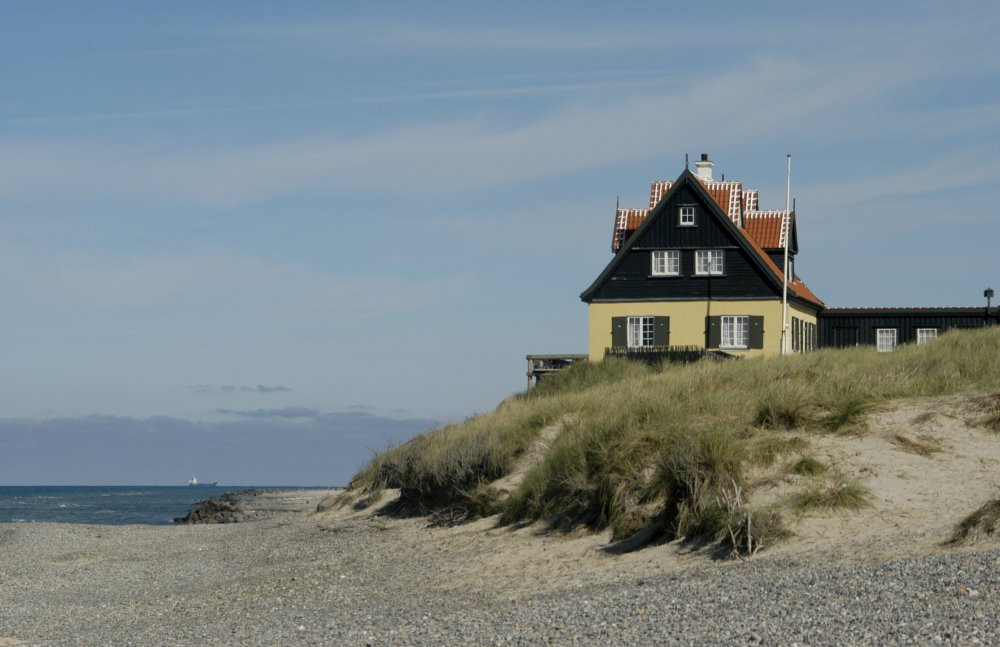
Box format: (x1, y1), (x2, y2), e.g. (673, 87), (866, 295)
(525, 354), (588, 389)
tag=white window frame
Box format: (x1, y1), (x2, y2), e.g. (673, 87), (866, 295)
(876, 328), (897, 352)
(916, 328), (938, 344)
(694, 249), (724, 276)
(627, 316), (655, 348)
(678, 206), (695, 226)
(721, 315), (749, 350)
(651, 250), (680, 276)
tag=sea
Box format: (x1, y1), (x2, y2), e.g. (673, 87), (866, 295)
(0, 485), (242, 525)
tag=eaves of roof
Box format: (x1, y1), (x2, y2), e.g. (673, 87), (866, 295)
(821, 307), (996, 315)
(581, 174), (686, 301)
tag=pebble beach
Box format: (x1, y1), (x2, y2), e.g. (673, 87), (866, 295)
(0, 489), (998, 646)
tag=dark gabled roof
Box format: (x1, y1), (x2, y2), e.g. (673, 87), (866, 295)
(581, 170), (823, 308)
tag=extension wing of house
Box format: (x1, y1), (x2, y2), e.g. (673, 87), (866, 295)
(580, 155), (824, 360)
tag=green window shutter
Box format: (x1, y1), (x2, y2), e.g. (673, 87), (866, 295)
(654, 316), (670, 346)
(706, 316), (721, 348)
(749, 315), (765, 349)
(611, 317), (628, 348)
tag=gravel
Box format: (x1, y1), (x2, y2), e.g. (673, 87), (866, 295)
(0, 500), (997, 646)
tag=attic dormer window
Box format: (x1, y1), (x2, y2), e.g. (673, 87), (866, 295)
(678, 206), (696, 226)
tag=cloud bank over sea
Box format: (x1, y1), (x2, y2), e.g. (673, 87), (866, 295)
(0, 411), (438, 486)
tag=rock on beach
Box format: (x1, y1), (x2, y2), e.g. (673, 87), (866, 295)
(172, 489), (265, 524)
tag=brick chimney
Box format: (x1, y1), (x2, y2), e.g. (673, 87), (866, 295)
(694, 153), (714, 181)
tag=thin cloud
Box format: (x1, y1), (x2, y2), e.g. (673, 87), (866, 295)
(245, 385), (292, 394)
(214, 407), (318, 419)
(192, 384), (292, 395)
(0, 248), (475, 316)
(802, 151), (1000, 218)
(5, 74), (686, 128)
(0, 55), (931, 206)
(218, 20), (664, 53)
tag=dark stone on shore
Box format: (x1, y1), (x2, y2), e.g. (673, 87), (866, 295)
(173, 489), (265, 524)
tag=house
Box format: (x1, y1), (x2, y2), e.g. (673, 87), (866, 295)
(819, 307), (998, 351)
(579, 155), (999, 362)
(580, 154), (823, 361)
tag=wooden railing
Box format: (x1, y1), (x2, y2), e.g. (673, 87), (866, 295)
(603, 345), (737, 365)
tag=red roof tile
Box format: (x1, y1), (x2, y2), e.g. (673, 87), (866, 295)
(612, 208), (650, 251)
(648, 180), (673, 208)
(742, 211), (787, 249)
(702, 181), (743, 224)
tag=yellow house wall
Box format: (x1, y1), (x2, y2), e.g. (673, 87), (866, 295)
(789, 302), (818, 326)
(588, 299), (820, 361)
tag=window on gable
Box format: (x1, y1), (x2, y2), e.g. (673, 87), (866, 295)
(916, 328), (938, 344)
(651, 250), (680, 276)
(678, 206), (696, 226)
(877, 328), (897, 352)
(694, 250), (724, 275)
(627, 316), (655, 348)
(721, 315), (749, 349)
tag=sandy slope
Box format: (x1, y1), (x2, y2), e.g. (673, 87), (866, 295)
(315, 392), (1000, 598)
(756, 392), (1000, 562)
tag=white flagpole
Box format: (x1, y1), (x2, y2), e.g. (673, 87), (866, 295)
(781, 153), (791, 356)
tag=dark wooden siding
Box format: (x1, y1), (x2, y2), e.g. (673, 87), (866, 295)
(766, 251), (795, 269)
(588, 185), (779, 302)
(818, 308), (999, 347)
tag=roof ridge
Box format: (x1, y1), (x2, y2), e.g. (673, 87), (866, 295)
(744, 209), (789, 216)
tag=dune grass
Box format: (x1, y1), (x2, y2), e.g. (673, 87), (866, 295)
(789, 456), (828, 476)
(789, 480), (873, 513)
(349, 327), (1000, 553)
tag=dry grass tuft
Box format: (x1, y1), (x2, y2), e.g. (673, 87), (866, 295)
(722, 507), (791, 557)
(790, 480), (873, 513)
(748, 435), (809, 467)
(948, 499), (1000, 545)
(789, 456), (828, 476)
(890, 433), (943, 457)
(753, 383), (814, 430)
(969, 393), (1000, 432)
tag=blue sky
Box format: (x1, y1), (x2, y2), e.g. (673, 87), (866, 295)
(2, 1), (999, 485)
